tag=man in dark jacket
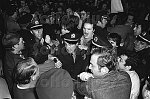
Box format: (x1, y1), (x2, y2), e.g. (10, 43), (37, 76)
(3, 33), (25, 97)
(55, 31), (89, 99)
(134, 32), (150, 80)
(134, 31), (150, 99)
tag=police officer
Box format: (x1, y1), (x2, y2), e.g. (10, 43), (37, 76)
(56, 31), (89, 99)
(134, 32), (150, 80)
(56, 32), (89, 80)
(134, 32), (150, 99)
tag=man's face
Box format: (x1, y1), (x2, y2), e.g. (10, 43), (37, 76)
(83, 23), (94, 39)
(20, 0), (26, 7)
(80, 10), (87, 19)
(89, 54), (104, 77)
(133, 24), (141, 36)
(117, 55), (128, 70)
(102, 4), (107, 10)
(108, 39), (117, 47)
(97, 17), (108, 28)
(127, 15), (134, 25)
(14, 37), (25, 51)
(134, 40), (148, 51)
(32, 28), (43, 40)
(61, 26), (70, 35)
(66, 8), (73, 16)
(65, 41), (77, 53)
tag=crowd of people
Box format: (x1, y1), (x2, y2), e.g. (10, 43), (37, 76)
(0, 0), (150, 99)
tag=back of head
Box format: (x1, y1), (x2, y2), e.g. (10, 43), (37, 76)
(14, 57), (38, 85)
(61, 15), (79, 31)
(91, 50), (131, 99)
(93, 49), (117, 72)
(36, 68), (73, 99)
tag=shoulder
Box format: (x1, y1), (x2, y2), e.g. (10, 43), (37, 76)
(115, 71), (131, 82)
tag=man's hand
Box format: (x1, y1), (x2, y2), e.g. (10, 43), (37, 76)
(48, 55), (62, 68)
(78, 45), (88, 50)
(45, 35), (51, 44)
(78, 72), (93, 81)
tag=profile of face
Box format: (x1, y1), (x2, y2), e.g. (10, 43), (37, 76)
(89, 54), (109, 77)
(108, 39), (117, 47)
(32, 28), (43, 40)
(102, 4), (107, 10)
(126, 15), (134, 25)
(66, 8), (73, 16)
(117, 55), (128, 71)
(13, 11), (18, 19)
(134, 40), (147, 52)
(133, 24), (141, 36)
(142, 81), (150, 99)
(20, 0), (26, 7)
(97, 17), (108, 28)
(83, 23), (94, 39)
(42, 4), (49, 12)
(65, 41), (77, 53)
(110, 15), (117, 25)
(80, 10), (87, 20)
(13, 37), (25, 51)
(61, 26), (70, 35)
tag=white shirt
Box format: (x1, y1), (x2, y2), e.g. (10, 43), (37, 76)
(126, 71), (140, 99)
(111, 0), (124, 13)
(0, 78), (12, 99)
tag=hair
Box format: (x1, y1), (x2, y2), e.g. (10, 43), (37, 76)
(115, 12), (127, 25)
(126, 13), (134, 19)
(107, 33), (121, 47)
(61, 15), (79, 31)
(6, 5), (17, 16)
(92, 49), (117, 71)
(2, 33), (20, 51)
(134, 20), (150, 33)
(14, 58), (37, 85)
(121, 51), (138, 70)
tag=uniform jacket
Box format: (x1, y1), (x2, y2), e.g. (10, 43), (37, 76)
(135, 47), (150, 79)
(3, 51), (25, 96)
(56, 45), (90, 80)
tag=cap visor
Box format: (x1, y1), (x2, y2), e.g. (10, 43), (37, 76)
(65, 40), (78, 44)
(136, 35), (150, 44)
(31, 25), (43, 30)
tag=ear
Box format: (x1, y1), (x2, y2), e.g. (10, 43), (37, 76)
(30, 30), (33, 34)
(93, 29), (95, 33)
(12, 44), (17, 50)
(76, 42), (79, 46)
(31, 75), (36, 81)
(101, 67), (109, 74)
(120, 42), (124, 46)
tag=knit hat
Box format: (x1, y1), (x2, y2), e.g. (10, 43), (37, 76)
(36, 68), (73, 99)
